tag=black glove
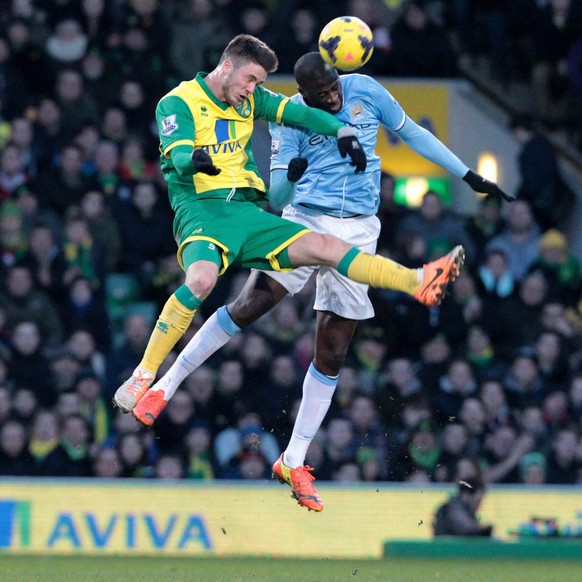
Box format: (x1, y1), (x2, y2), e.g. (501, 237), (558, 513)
(463, 169), (515, 202)
(191, 149), (221, 175)
(337, 127), (367, 173)
(287, 157), (308, 182)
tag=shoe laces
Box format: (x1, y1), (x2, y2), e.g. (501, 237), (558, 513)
(126, 374), (150, 397)
(292, 465), (316, 488)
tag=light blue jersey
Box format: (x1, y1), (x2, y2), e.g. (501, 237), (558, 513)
(269, 74), (402, 217)
(269, 74), (468, 218)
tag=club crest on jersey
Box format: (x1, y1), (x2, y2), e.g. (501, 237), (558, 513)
(161, 114), (178, 136)
(350, 103), (364, 121)
(235, 98), (251, 118)
(271, 138), (281, 155)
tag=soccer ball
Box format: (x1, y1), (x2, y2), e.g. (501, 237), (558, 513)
(318, 16), (374, 72)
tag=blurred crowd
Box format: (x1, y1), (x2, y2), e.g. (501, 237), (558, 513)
(1, 0), (582, 486)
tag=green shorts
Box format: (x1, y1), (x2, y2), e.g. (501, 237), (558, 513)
(175, 198), (310, 274)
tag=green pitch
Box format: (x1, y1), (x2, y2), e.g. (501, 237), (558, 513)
(1, 556), (580, 582)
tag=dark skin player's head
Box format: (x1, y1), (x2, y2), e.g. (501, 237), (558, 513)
(294, 52), (342, 114)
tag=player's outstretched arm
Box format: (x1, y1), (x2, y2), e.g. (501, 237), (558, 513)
(395, 116), (514, 202)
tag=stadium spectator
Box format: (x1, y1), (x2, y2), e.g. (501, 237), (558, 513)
(35, 142), (97, 213)
(528, 229), (582, 306)
(376, 356), (427, 429)
(503, 350), (547, 410)
(0, 419), (32, 475)
(475, 249), (515, 303)
(154, 453), (185, 480)
(152, 389), (195, 454)
(53, 69), (100, 141)
(483, 270), (549, 360)
(510, 116), (576, 229)
(398, 190), (476, 266)
(6, 320), (55, 406)
(458, 397), (488, 454)
(435, 423), (471, 482)
(40, 413), (93, 477)
(11, 386), (38, 428)
(78, 189), (121, 273)
(519, 405), (549, 452)
(464, 195), (505, 265)
(0, 143), (29, 199)
(115, 180), (174, 287)
(5, 18), (54, 100)
(542, 390), (570, 433)
(482, 425), (534, 484)
(28, 410), (59, 473)
(434, 358), (478, 424)
(213, 410), (279, 473)
(74, 371), (109, 445)
(479, 379), (511, 432)
(318, 417), (357, 480)
(66, 329), (106, 381)
(545, 426), (580, 484)
(184, 422), (215, 480)
(391, 419), (441, 481)
(92, 445), (123, 478)
(117, 432), (153, 478)
(486, 200), (541, 283)
(44, 18), (88, 70)
(32, 98), (66, 175)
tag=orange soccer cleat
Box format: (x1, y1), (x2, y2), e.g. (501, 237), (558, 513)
(132, 389), (168, 427)
(272, 454), (323, 512)
(112, 368), (154, 413)
(413, 245), (465, 307)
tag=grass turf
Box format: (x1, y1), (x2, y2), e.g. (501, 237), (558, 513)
(1, 555), (581, 582)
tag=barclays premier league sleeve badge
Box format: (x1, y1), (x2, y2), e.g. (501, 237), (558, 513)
(161, 114), (178, 136)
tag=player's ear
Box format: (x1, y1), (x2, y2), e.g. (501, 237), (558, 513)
(222, 59), (233, 75)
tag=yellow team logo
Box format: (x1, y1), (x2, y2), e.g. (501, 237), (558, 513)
(235, 98), (251, 118)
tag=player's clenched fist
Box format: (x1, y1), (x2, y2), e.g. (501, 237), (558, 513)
(191, 149), (221, 175)
(336, 127), (367, 173)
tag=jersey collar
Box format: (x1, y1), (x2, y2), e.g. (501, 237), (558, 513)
(196, 72), (230, 111)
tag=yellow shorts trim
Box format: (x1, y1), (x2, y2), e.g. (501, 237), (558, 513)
(266, 229), (311, 272)
(177, 236), (230, 275)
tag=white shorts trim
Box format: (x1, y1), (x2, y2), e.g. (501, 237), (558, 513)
(259, 205), (380, 320)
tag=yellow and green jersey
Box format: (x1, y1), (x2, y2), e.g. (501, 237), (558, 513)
(155, 72), (345, 211)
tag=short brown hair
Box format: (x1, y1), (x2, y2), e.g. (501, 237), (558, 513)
(220, 34), (278, 73)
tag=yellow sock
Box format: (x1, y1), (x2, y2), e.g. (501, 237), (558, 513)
(139, 294), (196, 375)
(346, 252), (419, 295)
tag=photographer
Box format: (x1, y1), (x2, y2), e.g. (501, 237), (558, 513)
(433, 478), (494, 537)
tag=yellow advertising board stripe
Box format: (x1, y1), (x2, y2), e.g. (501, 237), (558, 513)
(265, 78), (449, 177)
(1, 481), (582, 558)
